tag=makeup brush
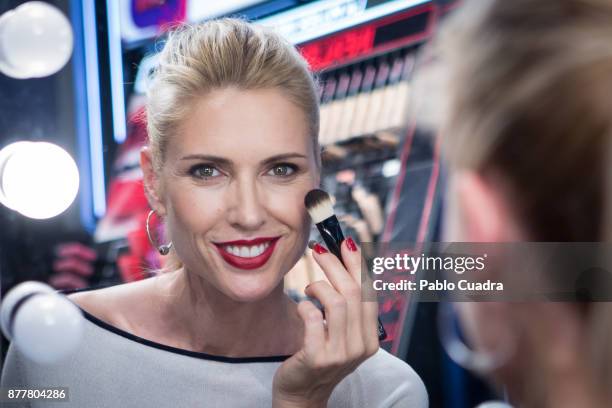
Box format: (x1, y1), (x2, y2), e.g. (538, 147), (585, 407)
(305, 189), (387, 341)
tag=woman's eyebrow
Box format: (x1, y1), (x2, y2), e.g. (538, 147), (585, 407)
(261, 153), (307, 165)
(180, 154), (232, 167)
(179, 153), (307, 166)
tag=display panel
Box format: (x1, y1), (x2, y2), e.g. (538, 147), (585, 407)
(298, 3), (432, 70)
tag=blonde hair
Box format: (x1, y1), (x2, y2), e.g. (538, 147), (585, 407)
(437, 0), (612, 398)
(144, 18), (320, 271)
(146, 18), (320, 171)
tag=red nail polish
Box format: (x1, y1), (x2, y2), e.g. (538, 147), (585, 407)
(346, 237), (357, 252)
(313, 243), (328, 254)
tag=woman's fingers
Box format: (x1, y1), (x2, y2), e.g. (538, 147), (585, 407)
(338, 239), (373, 357)
(339, 237), (363, 284)
(312, 240), (361, 298)
(312, 239), (367, 355)
(359, 270), (381, 355)
(297, 300), (325, 357)
(362, 299), (381, 356)
(305, 281), (347, 353)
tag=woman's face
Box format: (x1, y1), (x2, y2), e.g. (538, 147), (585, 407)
(151, 87), (319, 302)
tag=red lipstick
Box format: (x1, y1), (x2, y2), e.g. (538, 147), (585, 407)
(214, 237), (280, 270)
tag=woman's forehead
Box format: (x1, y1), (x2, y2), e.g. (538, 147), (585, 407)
(169, 88), (313, 160)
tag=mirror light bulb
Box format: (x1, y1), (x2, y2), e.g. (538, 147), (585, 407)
(0, 281), (84, 364)
(0, 2), (73, 79)
(0, 141), (79, 219)
(13, 293), (84, 364)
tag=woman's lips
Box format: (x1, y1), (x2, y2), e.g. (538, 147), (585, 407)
(214, 237), (280, 270)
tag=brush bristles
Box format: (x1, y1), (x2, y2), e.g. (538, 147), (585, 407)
(304, 189), (335, 224)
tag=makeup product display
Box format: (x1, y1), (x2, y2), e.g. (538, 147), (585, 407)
(305, 189), (387, 341)
(271, 3), (443, 353)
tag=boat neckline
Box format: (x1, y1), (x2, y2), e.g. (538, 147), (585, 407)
(61, 286), (292, 364)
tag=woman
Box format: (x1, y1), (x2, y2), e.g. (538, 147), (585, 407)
(435, 0), (612, 406)
(1, 19), (427, 407)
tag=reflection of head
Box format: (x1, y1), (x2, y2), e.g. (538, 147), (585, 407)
(146, 18), (320, 172)
(439, 0), (612, 241)
(435, 0), (612, 401)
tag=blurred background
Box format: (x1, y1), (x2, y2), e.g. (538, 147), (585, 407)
(0, 1), (497, 406)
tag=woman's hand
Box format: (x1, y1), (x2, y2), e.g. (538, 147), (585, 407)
(272, 237), (380, 408)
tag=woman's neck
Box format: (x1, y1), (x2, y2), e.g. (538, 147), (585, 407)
(154, 269), (304, 358)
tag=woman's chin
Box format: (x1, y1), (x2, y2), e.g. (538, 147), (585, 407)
(221, 276), (281, 303)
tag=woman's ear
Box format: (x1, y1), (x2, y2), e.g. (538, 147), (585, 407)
(451, 170), (521, 242)
(140, 147), (166, 216)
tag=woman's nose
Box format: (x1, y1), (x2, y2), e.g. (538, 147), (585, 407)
(226, 178), (266, 231)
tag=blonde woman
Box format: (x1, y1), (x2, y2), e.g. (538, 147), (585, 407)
(1, 19), (427, 408)
(436, 0), (612, 406)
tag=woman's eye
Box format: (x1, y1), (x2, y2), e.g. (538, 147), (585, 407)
(268, 164), (296, 177)
(190, 165), (220, 179)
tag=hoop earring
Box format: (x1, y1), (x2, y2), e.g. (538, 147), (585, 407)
(437, 301), (516, 374)
(146, 210), (173, 256)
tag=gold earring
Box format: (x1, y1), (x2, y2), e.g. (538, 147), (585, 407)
(146, 210), (173, 255)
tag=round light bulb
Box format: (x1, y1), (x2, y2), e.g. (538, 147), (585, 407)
(0, 141), (34, 210)
(0, 141), (80, 219)
(13, 293), (84, 364)
(0, 281), (84, 364)
(0, 2), (73, 79)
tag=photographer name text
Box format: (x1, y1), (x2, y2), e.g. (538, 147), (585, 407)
(369, 253), (503, 292)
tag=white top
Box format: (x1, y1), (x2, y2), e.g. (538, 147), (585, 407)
(1, 308), (428, 407)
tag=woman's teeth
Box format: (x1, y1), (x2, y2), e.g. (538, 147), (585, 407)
(223, 242), (270, 258)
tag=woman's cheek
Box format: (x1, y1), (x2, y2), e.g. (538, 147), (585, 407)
(167, 183), (225, 232)
(267, 184), (310, 225)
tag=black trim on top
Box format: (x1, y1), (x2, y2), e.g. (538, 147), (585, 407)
(60, 286), (293, 364)
(9, 293), (38, 335)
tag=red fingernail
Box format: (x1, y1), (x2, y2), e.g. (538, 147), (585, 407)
(313, 243), (328, 254)
(346, 237), (357, 252)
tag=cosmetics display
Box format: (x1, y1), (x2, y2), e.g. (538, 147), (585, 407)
(277, 3), (447, 354)
(273, 7), (451, 401)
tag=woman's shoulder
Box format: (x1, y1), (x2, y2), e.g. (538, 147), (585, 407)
(352, 348), (428, 407)
(66, 277), (155, 331)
